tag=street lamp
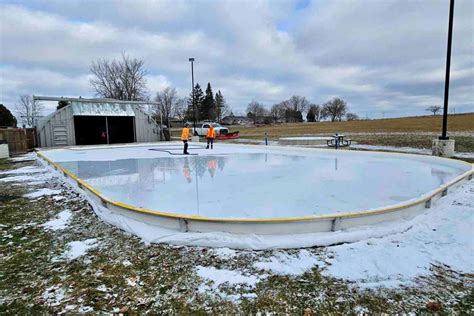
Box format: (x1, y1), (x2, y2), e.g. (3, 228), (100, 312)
(439, 0), (455, 140)
(189, 57), (196, 135)
(433, 0), (456, 157)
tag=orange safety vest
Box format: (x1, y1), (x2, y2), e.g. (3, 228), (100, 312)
(206, 127), (216, 139)
(181, 127), (190, 140)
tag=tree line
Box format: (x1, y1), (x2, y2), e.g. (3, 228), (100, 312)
(246, 96), (359, 124)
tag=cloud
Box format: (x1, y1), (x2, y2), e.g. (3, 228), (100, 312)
(0, 0), (472, 118)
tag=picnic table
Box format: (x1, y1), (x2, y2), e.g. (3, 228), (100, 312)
(327, 134), (351, 149)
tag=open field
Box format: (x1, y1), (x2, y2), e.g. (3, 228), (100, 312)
(236, 113), (474, 138)
(1, 157), (473, 314)
(171, 113), (474, 152)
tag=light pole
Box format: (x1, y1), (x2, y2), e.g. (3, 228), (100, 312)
(433, 0), (456, 157)
(439, 0), (455, 140)
(189, 58), (196, 135)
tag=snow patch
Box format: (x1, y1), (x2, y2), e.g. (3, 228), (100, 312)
(0, 166), (45, 175)
(196, 266), (259, 301)
(212, 247), (238, 259)
(23, 188), (62, 199)
(61, 239), (98, 260)
(41, 210), (72, 231)
(78, 306), (94, 313)
(8, 153), (36, 162)
(254, 250), (323, 275)
(196, 266), (260, 289)
(42, 285), (66, 307)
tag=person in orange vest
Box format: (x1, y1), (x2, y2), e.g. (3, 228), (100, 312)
(181, 123), (191, 154)
(206, 125), (216, 149)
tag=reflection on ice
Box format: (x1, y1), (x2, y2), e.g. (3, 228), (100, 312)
(55, 150), (468, 219)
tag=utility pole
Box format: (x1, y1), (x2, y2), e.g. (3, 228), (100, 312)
(440, 0), (454, 140)
(433, 0), (456, 157)
(189, 58), (196, 135)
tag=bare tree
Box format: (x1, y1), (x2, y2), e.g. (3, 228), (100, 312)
(15, 95), (43, 127)
(154, 87), (178, 125)
(270, 102), (287, 122)
(90, 53), (148, 101)
(174, 97), (188, 122)
(346, 112), (359, 121)
(426, 105), (442, 115)
(322, 97), (347, 122)
(288, 95), (309, 113)
(246, 101), (267, 124)
(215, 90), (231, 123)
(221, 103), (231, 120)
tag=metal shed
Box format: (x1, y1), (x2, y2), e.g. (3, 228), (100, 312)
(35, 97), (161, 148)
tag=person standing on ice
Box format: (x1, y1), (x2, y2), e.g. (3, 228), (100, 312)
(206, 124), (216, 149)
(181, 123), (191, 155)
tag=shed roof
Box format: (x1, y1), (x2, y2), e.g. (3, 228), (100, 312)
(71, 101), (136, 117)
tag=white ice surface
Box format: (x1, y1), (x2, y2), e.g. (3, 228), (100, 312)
(41, 210), (72, 231)
(61, 239), (98, 260)
(38, 143), (471, 219)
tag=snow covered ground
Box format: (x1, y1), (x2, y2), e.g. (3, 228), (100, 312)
(1, 151), (473, 313)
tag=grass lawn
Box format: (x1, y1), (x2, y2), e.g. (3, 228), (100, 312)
(171, 113), (474, 152)
(236, 113), (474, 138)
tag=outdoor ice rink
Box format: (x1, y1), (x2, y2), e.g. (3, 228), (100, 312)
(38, 143), (472, 220)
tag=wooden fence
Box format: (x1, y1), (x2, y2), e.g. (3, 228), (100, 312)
(0, 128), (37, 156)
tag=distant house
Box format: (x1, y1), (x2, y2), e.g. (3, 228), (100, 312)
(222, 115), (250, 125)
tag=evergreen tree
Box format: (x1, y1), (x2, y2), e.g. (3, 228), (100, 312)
(0, 104), (17, 127)
(201, 82), (215, 120)
(306, 109), (316, 122)
(185, 83), (204, 122)
(57, 100), (70, 110)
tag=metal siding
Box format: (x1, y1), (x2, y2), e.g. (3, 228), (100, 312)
(37, 106), (75, 148)
(134, 108), (160, 143)
(37, 104), (159, 147)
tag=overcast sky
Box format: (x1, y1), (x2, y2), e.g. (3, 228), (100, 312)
(0, 0), (472, 118)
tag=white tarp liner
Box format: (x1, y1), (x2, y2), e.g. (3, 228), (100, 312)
(71, 101), (136, 117)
